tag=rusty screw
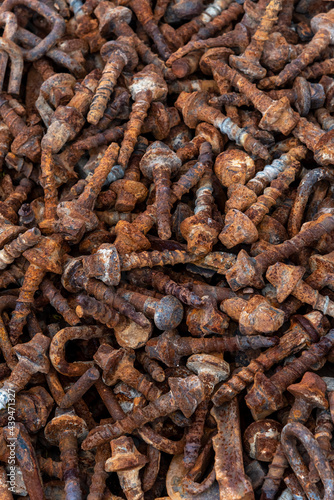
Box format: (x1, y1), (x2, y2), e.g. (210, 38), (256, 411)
(211, 397), (254, 500)
(140, 141), (182, 240)
(114, 65), (168, 178)
(45, 408), (88, 500)
(217, 62), (300, 135)
(8, 233), (64, 342)
(226, 212), (334, 291)
(180, 160), (222, 255)
(87, 37), (138, 125)
(145, 329), (278, 367)
(230, 0), (283, 80)
(175, 91), (270, 160)
(245, 331), (334, 420)
(0, 95), (42, 162)
(184, 353), (229, 469)
(266, 262), (334, 317)
(82, 374), (205, 451)
(212, 311), (327, 405)
(105, 436), (147, 500)
(94, 344), (162, 402)
(116, 287), (184, 330)
(0, 332), (50, 410)
(60, 367), (100, 409)
(262, 372), (328, 500)
(0, 227), (41, 270)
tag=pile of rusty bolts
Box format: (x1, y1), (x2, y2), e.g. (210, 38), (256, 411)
(1, 0), (334, 498)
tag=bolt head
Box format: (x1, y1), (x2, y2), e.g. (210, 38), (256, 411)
(262, 32), (293, 72)
(175, 91), (208, 129)
(257, 215), (287, 245)
(94, 344), (131, 385)
(239, 295), (285, 335)
(315, 130), (334, 166)
(11, 125), (43, 163)
(23, 235), (63, 273)
(219, 209), (258, 248)
(0, 218), (24, 247)
(154, 295), (184, 330)
(105, 436), (148, 472)
(309, 251), (334, 275)
(146, 330), (181, 366)
(230, 54), (266, 80)
(243, 419), (282, 462)
(114, 316), (152, 349)
(266, 262), (305, 302)
(100, 37), (138, 70)
(129, 65), (168, 101)
(114, 221), (151, 254)
(311, 11), (334, 43)
(225, 183), (257, 212)
(195, 123), (226, 155)
(293, 77), (311, 116)
(111, 180), (148, 212)
(18, 386), (54, 433)
(288, 372), (328, 410)
(56, 200), (99, 243)
(14, 333), (50, 374)
(180, 213), (221, 256)
(82, 244), (121, 286)
(215, 150), (255, 188)
(45, 412), (88, 445)
(95, 5), (132, 37)
(168, 375), (205, 418)
(140, 141), (182, 180)
(186, 353), (230, 385)
(187, 298), (229, 336)
(259, 97), (300, 135)
(145, 102), (175, 140)
(226, 249), (264, 291)
(245, 371), (284, 420)
(61, 257), (84, 292)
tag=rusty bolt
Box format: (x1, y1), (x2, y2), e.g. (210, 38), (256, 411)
(82, 374), (205, 449)
(145, 329), (277, 367)
(262, 372), (328, 500)
(266, 262), (334, 317)
(260, 8), (334, 89)
(243, 419), (283, 462)
(217, 62), (300, 135)
(115, 65), (168, 175)
(226, 213), (334, 291)
(0, 332), (50, 410)
(175, 91), (270, 159)
(117, 287), (184, 330)
(212, 311), (328, 405)
(221, 295), (285, 336)
(45, 408), (88, 500)
(94, 344), (162, 402)
(0, 227), (41, 270)
(214, 149), (255, 189)
(0, 95), (42, 162)
(87, 36), (138, 125)
(230, 0), (283, 80)
(245, 332), (334, 420)
(140, 141), (182, 239)
(180, 162), (222, 255)
(8, 233), (64, 342)
(105, 436), (147, 500)
(268, 77), (326, 116)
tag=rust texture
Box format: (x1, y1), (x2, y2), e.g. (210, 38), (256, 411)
(1, 1), (334, 499)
